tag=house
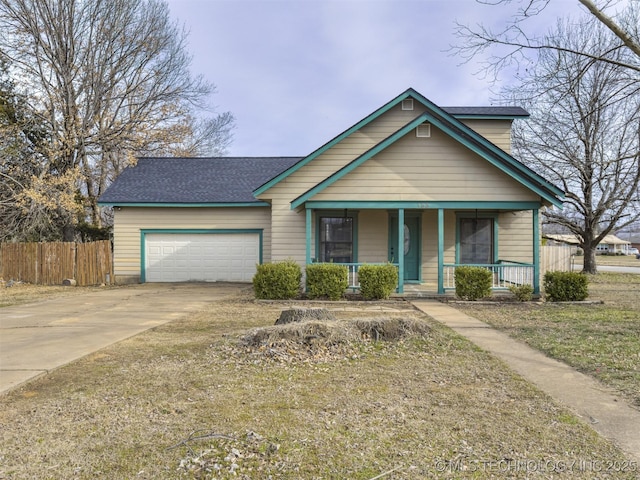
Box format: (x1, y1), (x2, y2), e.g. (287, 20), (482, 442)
(98, 88), (564, 294)
(544, 233), (631, 254)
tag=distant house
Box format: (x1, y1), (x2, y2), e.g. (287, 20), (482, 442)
(99, 88), (564, 294)
(544, 233), (631, 254)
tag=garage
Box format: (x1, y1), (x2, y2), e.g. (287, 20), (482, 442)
(144, 232), (260, 282)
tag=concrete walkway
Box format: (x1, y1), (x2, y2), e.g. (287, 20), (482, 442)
(0, 283), (244, 395)
(411, 300), (640, 464)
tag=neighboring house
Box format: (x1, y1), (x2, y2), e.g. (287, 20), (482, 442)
(544, 233), (631, 254)
(98, 88), (564, 294)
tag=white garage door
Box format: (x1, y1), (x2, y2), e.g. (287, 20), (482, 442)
(145, 233), (259, 282)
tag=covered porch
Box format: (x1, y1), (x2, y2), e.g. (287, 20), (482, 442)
(302, 201), (541, 295)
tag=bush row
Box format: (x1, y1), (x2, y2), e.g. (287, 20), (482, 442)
(254, 262), (588, 302)
(252, 260), (399, 300)
(454, 266), (588, 302)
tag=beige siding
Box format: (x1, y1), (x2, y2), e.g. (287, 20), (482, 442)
(112, 207), (271, 281)
(357, 210), (388, 262)
(498, 210), (534, 263)
(262, 104), (427, 265)
(312, 128), (538, 202)
(459, 119), (512, 153)
(269, 199), (307, 265)
(258, 104), (425, 202)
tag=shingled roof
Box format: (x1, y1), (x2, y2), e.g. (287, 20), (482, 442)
(98, 157), (302, 205)
(443, 106), (529, 117)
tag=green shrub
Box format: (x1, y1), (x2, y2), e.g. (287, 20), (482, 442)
(306, 263), (349, 300)
(252, 259), (301, 300)
(543, 271), (588, 302)
(508, 283), (534, 302)
(455, 266), (492, 301)
(358, 264), (399, 300)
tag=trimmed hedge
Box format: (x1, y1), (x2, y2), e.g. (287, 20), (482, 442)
(358, 264), (398, 300)
(508, 283), (534, 302)
(543, 271), (589, 302)
(455, 266), (492, 301)
(306, 263), (349, 301)
(252, 259), (301, 300)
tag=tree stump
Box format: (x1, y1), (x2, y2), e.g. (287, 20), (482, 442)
(275, 307), (335, 325)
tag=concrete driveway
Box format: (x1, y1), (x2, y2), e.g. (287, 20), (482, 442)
(0, 283), (246, 395)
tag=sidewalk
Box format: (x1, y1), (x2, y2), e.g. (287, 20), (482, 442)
(411, 300), (640, 464)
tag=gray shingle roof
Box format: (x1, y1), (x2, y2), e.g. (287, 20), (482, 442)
(98, 157), (302, 204)
(443, 106), (529, 117)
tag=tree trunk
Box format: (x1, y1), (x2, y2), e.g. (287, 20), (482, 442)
(582, 246), (598, 274)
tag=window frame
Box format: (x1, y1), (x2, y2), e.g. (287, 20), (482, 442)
(315, 210), (358, 263)
(455, 212), (498, 265)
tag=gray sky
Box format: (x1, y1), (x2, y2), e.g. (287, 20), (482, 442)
(165, 0), (585, 157)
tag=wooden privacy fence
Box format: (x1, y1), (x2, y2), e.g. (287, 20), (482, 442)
(540, 245), (574, 277)
(0, 241), (113, 286)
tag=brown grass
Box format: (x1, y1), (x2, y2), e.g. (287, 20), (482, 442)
(0, 280), (109, 307)
(1, 290), (636, 478)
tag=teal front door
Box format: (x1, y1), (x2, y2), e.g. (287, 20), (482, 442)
(389, 216), (420, 281)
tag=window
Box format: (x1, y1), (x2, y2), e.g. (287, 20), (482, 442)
(459, 218), (494, 264)
(319, 217), (353, 263)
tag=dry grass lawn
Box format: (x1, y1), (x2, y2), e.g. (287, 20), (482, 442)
(1, 286), (637, 478)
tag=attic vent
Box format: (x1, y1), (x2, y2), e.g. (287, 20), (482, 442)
(401, 99), (414, 111)
(416, 123), (431, 138)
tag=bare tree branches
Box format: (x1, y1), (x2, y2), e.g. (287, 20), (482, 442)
(504, 19), (640, 272)
(0, 0), (234, 240)
(452, 0), (640, 79)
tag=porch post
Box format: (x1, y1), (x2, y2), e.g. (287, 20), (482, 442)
(437, 208), (444, 294)
(397, 208), (404, 294)
(533, 208), (540, 295)
(305, 207), (312, 265)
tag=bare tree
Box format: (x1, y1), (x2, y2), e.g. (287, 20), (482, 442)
(503, 19), (640, 273)
(0, 0), (234, 241)
(453, 0), (640, 79)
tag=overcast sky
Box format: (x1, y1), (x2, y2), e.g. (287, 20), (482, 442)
(164, 0), (586, 157)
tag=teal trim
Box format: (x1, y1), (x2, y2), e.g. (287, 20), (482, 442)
(305, 200), (542, 210)
(290, 113), (430, 209)
(420, 111), (563, 207)
(253, 89), (416, 197)
(455, 212), (499, 264)
(437, 209), (444, 294)
(305, 208), (312, 265)
(533, 209), (540, 294)
(314, 210), (358, 263)
(398, 208), (404, 294)
(255, 87), (563, 208)
(139, 228), (264, 283)
(405, 89), (564, 202)
(98, 202), (270, 208)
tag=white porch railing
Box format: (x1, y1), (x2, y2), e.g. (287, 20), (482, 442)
(443, 261), (535, 290)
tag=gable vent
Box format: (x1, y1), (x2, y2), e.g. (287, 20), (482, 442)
(401, 99), (414, 111)
(416, 123), (431, 138)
